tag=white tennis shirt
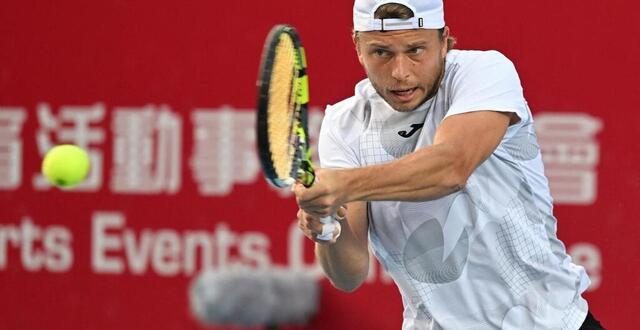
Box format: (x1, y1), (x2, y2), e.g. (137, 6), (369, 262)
(318, 50), (590, 329)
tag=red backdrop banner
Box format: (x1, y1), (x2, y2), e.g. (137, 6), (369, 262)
(1, 0), (638, 329)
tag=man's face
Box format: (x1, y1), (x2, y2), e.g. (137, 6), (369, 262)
(356, 28), (448, 112)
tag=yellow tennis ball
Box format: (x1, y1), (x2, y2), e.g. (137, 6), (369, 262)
(42, 144), (91, 188)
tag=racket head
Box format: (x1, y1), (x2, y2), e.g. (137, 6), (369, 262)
(256, 24), (315, 188)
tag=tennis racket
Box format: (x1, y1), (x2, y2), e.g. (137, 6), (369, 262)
(256, 24), (341, 243)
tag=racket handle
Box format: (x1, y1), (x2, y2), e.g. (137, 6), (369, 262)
(316, 215), (341, 243)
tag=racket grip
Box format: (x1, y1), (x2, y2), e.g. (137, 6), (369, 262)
(316, 215), (342, 243)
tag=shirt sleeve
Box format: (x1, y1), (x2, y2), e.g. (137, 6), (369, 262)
(318, 105), (360, 169)
(444, 51), (530, 129)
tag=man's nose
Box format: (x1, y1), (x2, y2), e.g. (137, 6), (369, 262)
(391, 55), (411, 81)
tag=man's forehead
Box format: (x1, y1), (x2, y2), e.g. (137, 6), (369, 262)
(359, 28), (439, 46)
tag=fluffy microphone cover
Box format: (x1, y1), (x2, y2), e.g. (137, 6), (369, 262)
(190, 268), (320, 327)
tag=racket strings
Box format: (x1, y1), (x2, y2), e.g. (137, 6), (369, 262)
(267, 34), (300, 180)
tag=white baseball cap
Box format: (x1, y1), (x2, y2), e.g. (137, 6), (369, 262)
(353, 0), (445, 32)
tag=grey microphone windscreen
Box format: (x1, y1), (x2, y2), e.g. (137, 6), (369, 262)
(189, 268), (320, 327)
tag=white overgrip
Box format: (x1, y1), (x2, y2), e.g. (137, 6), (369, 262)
(316, 215), (341, 243)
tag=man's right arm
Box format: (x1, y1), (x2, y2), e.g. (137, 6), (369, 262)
(310, 201), (369, 292)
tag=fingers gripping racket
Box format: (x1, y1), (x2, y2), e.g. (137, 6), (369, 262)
(256, 24), (341, 242)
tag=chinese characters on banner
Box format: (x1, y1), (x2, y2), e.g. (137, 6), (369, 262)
(0, 108), (27, 189)
(535, 113), (603, 205)
(0, 104), (325, 197)
(111, 106), (182, 194)
(190, 107), (258, 196)
(32, 103), (106, 191)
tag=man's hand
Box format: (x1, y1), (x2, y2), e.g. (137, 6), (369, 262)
(293, 168), (349, 218)
(297, 205), (347, 244)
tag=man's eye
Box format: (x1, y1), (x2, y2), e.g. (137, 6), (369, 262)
(373, 49), (390, 57)
(408, 47), (425, 55)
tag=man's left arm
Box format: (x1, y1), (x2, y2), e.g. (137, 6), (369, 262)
(295, 110), (514, 217)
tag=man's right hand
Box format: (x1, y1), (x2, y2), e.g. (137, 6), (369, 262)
(299, 201), (369, 292)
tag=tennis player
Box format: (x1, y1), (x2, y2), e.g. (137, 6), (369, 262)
(293, 0), (605, 329)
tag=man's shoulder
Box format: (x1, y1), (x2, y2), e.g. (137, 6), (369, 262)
(447, 49), (516, 71)
(324, 79), (373, 125)
(318, 79), (374, 146)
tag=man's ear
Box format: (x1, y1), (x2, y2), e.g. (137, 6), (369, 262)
(353, 33), (364, 65)
(440, 26), (450, 59)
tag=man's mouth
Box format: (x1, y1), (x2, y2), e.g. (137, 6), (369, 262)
(389, 87), (418, 101)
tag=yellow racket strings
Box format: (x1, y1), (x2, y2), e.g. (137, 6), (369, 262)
(267, 33), (299, 181)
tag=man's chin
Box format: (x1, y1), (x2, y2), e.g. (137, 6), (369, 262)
(385, 97), (425, 112)
(390, 103), (418, 112)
